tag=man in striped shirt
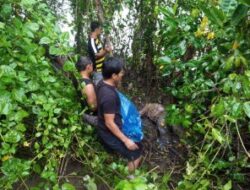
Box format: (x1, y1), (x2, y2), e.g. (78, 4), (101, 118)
(88, 21), (112, 85)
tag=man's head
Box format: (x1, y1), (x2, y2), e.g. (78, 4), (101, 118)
(90, 21), (102, 36)
(76, 56), (93, 74)
(102, 57), (124, 86)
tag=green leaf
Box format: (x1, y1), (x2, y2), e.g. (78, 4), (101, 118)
(159, 56), (172, 64)
(201, 6), (225, 27)
(21, 0), (36, 7)
(222, 180), (232, 190)
(39, 37), (51, 45)
(1, 158), (31, 179)
(29, 55), (37, 64)
(115, 180), (133, 190)
(238, 0), (250, 6)
(26, 22), (40, 32)
(231, 4), (249, 25)
(4, 131), (22, 143)
(12, 88), (26, 102)
(63, 61), (75, 71)
(211, 101), (225, 117)
(1, 4), (12, 17)
(85, 179), (97, 190)
(16, 124), (27, 132)
(14, 110), (29, 121)
(211, 128), (224, 144)
(49, 46), (62, 55)
(134, 183), (148, 190)
(243, 102), (250, 118)
(0, 22), (5, 29)
(62, 183), (76, 190)
(224, 115), (236, 123)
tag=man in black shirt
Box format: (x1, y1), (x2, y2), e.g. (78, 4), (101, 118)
(76, 56), (97, 111)
(97, 57), (142, 172)
(88, 21), (112, 85)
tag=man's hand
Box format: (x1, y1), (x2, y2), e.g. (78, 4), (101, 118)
(105, 45), (112, 52)
(124, 138), (139, 150)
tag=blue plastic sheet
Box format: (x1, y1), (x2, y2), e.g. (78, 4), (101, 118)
(117, 91), (143, 142)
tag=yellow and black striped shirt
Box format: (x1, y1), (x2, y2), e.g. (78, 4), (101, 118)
(88, 37), (105, 72)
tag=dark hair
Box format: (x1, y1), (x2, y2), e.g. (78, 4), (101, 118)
(102, 57), (124, 79)
(90, 21), (101, 32)
(76, 56), (92, 72)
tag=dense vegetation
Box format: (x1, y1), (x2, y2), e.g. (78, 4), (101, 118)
(0, 0), (249, 189)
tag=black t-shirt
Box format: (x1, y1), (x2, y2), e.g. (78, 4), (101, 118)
(97, 81), (122, 131)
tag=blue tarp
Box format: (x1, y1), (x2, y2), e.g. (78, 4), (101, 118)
(117, 91), (143, 142)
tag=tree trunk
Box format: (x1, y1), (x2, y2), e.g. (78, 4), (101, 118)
(94, 0), (112, 55)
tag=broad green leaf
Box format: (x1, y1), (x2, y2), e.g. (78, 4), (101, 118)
(39, 37), (51, 45)
(0, 22), (5, 29)
(231, 4), (249, 25)
(1, 4), (12, 17)
(27, 81), (39, 91)
(49, 46), (62, 55)
(0, 102), (12, 115)
(238, 0), (250, 5)
(224, 115), (236, 123)
(62, 183), (76, 190)
(25, 22), (40, 32)
(1, 158), (31, 178)
(159, 56), (171, 64)
(222, 180), (232, 190)
(12, 88), (26, 102)
(29, 55), (37, 64)
(21, 0), (36, 7)
(243, 102), (250, 118)
(115, 180), (133, 190)
(186, 162), (194, 175)
(14, 110), (29, 121)
(211, 128), (224, 144)
(211, 101), (225, 117)
(201, 6), (225, 27)
(85, 179), (97, 190)
(4, 131), (22, 143)
(16, 124), (26, 132)
(63, 61), (75, 71)
(134, 184), (148, 190)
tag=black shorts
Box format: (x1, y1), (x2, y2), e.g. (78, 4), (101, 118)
(97, 129), (142, 161)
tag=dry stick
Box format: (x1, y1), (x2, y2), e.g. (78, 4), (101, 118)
(236, 122), (250, 158)
(195, 145), (223, 185)
(140, 151), (148, 166)
(73, 135), (113, 190)
(58, 157), (64, 177)
(19, 176), (29, 190)
(145, 165), (160, 176)
(62, 155), (70, 176)
(73, 151), (113, 190)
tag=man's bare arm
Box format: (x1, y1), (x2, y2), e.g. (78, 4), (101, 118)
(95, 46), (112, 59)
(82, 84), (97, 110)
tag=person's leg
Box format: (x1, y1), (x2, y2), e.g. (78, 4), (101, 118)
(98, 131), (143, 172)
(128, 155), (142, 172)
(82, 114), (98, 127)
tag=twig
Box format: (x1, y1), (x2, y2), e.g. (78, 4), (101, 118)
(93, 173), (113, 190)
(19, 176), (29, 190)
(195, 145), (222, 184)
(140, 151), (148, 166)
(145, 165), (160, 176)
(236, 122), (250, 158)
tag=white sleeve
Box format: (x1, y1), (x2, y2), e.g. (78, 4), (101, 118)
(91, 38), (98, 54)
